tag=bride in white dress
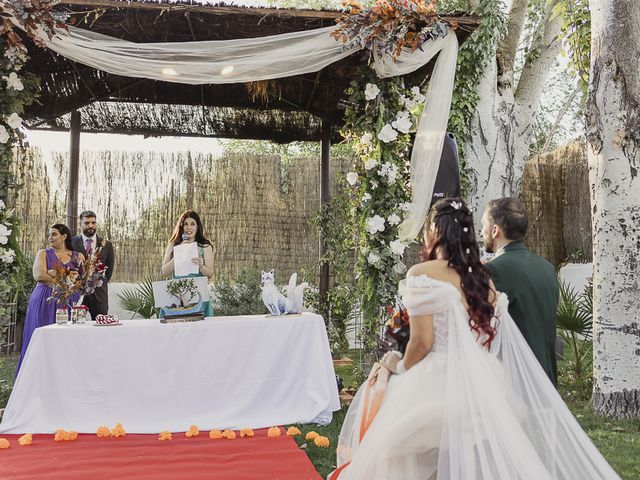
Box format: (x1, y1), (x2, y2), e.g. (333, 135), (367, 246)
(330, 198), (619, 480)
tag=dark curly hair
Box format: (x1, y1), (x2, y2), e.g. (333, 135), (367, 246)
(421, 198), (496, 347)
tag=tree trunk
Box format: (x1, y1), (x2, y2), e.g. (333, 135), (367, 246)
(466, 1), (562, 221)
(587, 0), (640, 418)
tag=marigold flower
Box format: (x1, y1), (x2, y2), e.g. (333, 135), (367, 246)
(158, 431), (172, 441)
(240, 428), (254, 438)
(185, 425), (200, 438)
(267, 426), (282, 438)
(209, 429), (224, 439)
(305, 431), (319, 441)
(96, 426), (110, 437)
(286, 427), (301, 437)
(18, 434), (32, 446)
(314, 435), (330, 448)
(0, 438), (9, 449)
(54, 429), (66, 442)
(222, 430), (236, 440)
(67, 431), (78, 441)
(110, 423), (126, 438)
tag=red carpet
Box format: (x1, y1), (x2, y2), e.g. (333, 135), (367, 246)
(0, 429), (322, 480)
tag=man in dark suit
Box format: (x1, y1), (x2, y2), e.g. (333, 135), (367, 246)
(481, 197), (559, 386)
(72, 210), (115, 320)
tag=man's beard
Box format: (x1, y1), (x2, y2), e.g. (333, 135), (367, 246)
(83, 228), (96, 237)
(483, 235), (495, 254)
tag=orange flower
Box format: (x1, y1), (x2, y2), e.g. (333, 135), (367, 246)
(209, 429), (224, 439)
(286, 426), (301, 437)
(158, 431), (172, 441)
(67, 431), (78, 441)
(185, 425), (200, 438)
(267, 426), (282, 438)
(314, 435), (330, 448)
(240, 428), (254, 438)
(96, 426), (110, 437)
(110, 423), (126, 438)
(222, 430), (236, 440)
(305, 431), (319, 441)
(18, 434), (33, 446)
(0, 438), (9, 449)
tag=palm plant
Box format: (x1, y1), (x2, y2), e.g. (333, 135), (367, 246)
(117, 276), (160, 319)
(556, 277), (593, 379)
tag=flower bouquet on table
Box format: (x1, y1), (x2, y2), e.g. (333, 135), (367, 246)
(47, 264), (82, 324)
(75, 243), (109, 323)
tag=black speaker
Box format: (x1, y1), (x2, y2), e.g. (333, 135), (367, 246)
(431, 132), (461, 204)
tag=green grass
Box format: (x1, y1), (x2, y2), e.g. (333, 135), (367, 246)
(2, 349), (639, 479)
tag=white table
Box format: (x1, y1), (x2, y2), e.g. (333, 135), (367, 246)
(0, 313), (340, 434)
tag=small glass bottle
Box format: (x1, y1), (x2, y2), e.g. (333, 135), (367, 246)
(56, 305), (69, 325)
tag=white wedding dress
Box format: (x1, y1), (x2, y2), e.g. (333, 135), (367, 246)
(330, 274), (620, 480)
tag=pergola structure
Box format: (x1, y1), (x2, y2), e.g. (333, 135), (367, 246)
(21, 0), (479, 299)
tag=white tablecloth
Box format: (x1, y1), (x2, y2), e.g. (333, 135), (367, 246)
(0, 313), (340, 434)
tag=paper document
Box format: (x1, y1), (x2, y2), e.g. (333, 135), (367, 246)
(173, 242), (199, 276)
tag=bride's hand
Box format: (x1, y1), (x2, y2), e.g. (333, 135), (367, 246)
(367, 362), (391, 387)
(380, 351), (401, 373)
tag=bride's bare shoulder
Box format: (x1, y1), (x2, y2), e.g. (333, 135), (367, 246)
(406, 259), (450, 280)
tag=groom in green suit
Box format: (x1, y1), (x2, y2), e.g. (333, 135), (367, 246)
(481, 197), (559, 386)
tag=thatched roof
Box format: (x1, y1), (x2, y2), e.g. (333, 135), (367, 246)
(23, 1), (479, 142)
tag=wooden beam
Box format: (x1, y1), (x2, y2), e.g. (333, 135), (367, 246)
(66, 111), (81, 233)
(59, 0), (342, 19)
(319, 120), (331, 309)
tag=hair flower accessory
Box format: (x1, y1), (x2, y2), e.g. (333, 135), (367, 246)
(451, 201), (462, 210)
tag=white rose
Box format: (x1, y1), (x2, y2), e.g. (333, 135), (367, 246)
(377, 124), (398, 143)
(0, 126), (9, 144)
(0, 223), (11, 245)
(365, 215), (386, 234)
(360, 132), (373, 145)
(387, 213), (401, 226)
(392, 111), (412, 134)
(390, 239), (407, 257)
(364, 83), (380, 101)
(3, 72), (24, 91)
(362, 193), (372, 202)
(402, 96), (418, 110)
(346, 171), (359, 186)
(367, 252), (381, 265)
(371, 180), (378, 190)
(7, 113), (22, 130)
(385, 164), (399, 184)
(400, 202), (415, 212)
(411, 86), (421, 97)
(0, 199), (5, 210)
(364, 158), (378, 171)
(393, 261), (407, 275)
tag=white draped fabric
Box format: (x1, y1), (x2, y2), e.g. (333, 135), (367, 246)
(0, 314), (340, 434)
(331, 275), (620, 479)
(26, 21), (459, 242)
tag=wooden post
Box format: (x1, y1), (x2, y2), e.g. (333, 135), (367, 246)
(319, 121), (331, 309)
(66, 111), (81, 233)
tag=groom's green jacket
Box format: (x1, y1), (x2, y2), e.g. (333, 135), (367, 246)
(486, 242), (559, 386)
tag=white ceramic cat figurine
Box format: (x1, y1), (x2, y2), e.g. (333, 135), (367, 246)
(261, 270), (308, 315)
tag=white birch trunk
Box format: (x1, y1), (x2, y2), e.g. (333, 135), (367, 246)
(587, 0), (640, 418)
(466, 0), (562, 220)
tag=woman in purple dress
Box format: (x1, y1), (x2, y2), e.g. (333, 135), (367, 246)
(16, 224), (84, 374)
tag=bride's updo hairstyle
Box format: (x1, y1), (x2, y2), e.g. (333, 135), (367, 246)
(422, 197), (496, 347)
